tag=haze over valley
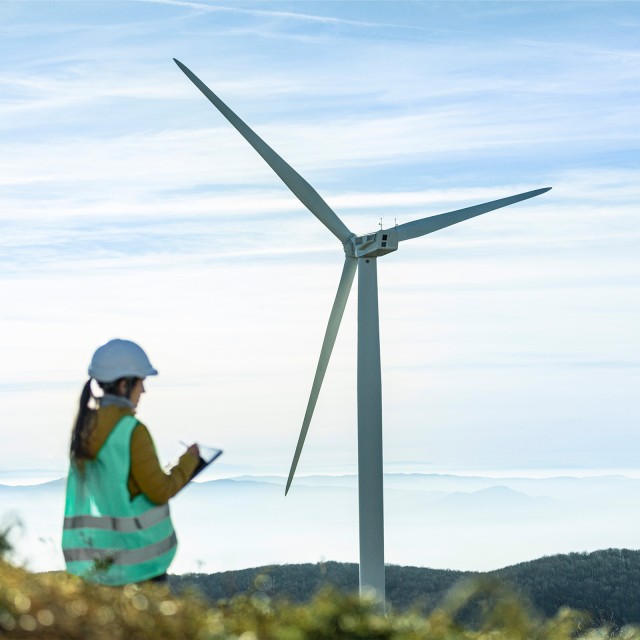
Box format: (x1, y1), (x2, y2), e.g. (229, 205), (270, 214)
(3, 469), (639, 576)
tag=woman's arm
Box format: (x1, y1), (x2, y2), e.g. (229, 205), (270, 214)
(129, 423), (200, 504)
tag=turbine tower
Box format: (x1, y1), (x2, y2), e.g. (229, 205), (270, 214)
(175, 59), (551, 603)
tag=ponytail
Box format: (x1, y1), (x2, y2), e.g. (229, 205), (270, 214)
(69, 376), (139, 467)
(70, 379), (97, 468)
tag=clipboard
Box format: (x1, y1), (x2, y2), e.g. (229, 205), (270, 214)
(181, 442), (224, 479)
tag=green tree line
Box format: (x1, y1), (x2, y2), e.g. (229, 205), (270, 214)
(170, 549), (640, 627)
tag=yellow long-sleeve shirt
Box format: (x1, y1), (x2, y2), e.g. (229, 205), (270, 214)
(87, 405), (199, 505)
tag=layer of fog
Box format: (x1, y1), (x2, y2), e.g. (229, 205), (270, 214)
(2, 472), (638, 575)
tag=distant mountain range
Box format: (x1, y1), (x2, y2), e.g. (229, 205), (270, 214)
(170, 549), (640, 627)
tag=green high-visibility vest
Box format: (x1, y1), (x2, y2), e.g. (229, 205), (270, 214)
(62, 415), (177, 585)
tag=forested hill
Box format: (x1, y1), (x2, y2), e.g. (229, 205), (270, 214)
(170, 548), (640, 626)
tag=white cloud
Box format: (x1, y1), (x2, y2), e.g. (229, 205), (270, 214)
(134, 0), (422, 30)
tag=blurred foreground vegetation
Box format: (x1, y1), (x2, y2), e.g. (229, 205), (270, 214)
(3, 556), (640, 639)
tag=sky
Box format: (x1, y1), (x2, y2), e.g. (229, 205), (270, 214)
(1, 0), (639, 482)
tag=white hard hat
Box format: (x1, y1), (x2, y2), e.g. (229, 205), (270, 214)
(88, 339), (158, 383)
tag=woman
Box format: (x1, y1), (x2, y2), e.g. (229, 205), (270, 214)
(62, 338), (200, 585)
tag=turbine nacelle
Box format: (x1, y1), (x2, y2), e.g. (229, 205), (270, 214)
(350, 228), (399, 259)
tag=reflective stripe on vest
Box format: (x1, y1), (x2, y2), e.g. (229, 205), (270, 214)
(63, 531), (177, 566)
(62, 415), (178, 585)
(63, 504), (170, 533)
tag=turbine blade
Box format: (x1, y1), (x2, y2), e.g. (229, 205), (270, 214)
(174, 59), (353, 244)
(395, 187), (552, 243)
(285, 256), (357, 495)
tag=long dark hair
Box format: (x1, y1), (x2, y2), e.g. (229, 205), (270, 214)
(70, 379), (97, 467)
(69, 377), (138, 467)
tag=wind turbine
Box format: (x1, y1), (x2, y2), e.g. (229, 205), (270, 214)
(174, 58), (551, 603)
